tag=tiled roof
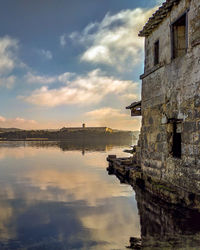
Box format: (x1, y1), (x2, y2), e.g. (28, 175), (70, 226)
(126, 101), (141, 109)
(139, 0), (181, 37)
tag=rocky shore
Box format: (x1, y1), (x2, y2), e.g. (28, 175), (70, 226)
(107, 155), (200, 211)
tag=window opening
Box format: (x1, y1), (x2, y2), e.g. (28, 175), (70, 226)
(171, 13), (187, 59)
(154, 40), (159, 65)
(172, 122), (182, 158)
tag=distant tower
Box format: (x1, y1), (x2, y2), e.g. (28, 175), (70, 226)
(82, 123), (86, 129)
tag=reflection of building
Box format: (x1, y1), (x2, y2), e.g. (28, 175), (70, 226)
(82, 148), (85, 155)
(110, 168), (200, 249)
(129, 185), (200, 249)
(13, 140), (132, 153)
(127, 0), (200, 195)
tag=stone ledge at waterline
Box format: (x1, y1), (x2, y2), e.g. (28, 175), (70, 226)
(107, 155), (200, 211)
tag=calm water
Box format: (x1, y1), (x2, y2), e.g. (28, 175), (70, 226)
(1, 141), (200, 250)
(0, 141), (140, 250)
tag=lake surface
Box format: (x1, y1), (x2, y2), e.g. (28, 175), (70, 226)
(1, 141), (200, 250)
(0, 141), (140, 250)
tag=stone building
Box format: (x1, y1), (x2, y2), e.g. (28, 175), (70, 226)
(127, 0), (200, 194)
(60, 126), (113, 133)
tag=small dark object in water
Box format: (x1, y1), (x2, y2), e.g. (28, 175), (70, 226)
(124, 149), (134, 154)
(126, 237), (142, 249)
(124, 145), (136, 154)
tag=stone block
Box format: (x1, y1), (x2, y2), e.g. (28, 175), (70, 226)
(193, 132), (200, 144)
(183, 122), (197, 133)
(185, 156), (196, 166)
(182, 131), (194, 143)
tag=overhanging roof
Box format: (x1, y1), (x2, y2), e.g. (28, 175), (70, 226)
(126, 101), (141, 117)
(126, 101), (141, 110)
(139, 0), (181, 37)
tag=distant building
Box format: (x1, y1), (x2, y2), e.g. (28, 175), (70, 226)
(127, 0), (200, 194)
(60, 126), (113, 133)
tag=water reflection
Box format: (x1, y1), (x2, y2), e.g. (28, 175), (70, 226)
(112, 171), (200, 249)
(136, 187), (200, 249)
(0, 140), (136, 159)
(0, 141), (140, 249)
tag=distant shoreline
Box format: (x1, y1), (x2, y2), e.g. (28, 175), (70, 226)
(0, 126), (138, 142)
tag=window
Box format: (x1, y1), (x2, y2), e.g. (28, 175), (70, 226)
(154, 40), (159, 65)
(171, 13), (187, 59)
(172, 122), (182, 158)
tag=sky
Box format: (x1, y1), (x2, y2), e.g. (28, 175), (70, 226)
(0, 0), (165, 131)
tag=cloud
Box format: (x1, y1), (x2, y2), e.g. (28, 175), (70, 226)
(70, 8), (156, 71)
(0, 115), (37, 129)
(0, 36), (18, 75)
(0, 75), (16, 89)
(57, 72), (76, 83)
(39, 49), (53, 60)
(25, 72), (57, 84)
(25, 72), (76, 85)
(0, 116), (6, 122)
(14, 117), (36, 124)
(60, 34), (66, 47)
(85, 107), (141, 130)
(22, 69), (139, 107)
(0, 36), (27, 88)
(156, 0), (165, 5)
(86, 107), (127, 120)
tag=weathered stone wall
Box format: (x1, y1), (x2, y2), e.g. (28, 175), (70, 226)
(141, 0), (200, 193)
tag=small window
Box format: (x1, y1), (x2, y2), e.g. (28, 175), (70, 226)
(154, 40), (159, 65)
(172, 122), (182, 158)
(171, 13), (187, 59)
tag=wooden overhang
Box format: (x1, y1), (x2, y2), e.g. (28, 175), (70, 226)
(139, 0), (181, 37)
(126, 101), (141, 117)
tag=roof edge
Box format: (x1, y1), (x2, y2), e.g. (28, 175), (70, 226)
(139, 0), (181, 37)
(126, 101), (141, 109)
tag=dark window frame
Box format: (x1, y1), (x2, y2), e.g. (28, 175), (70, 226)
(172, 122), (182, 159)
(168, 119), (183, 159)
(154, 40), (159, 66)
(170, 9), (189, 60)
